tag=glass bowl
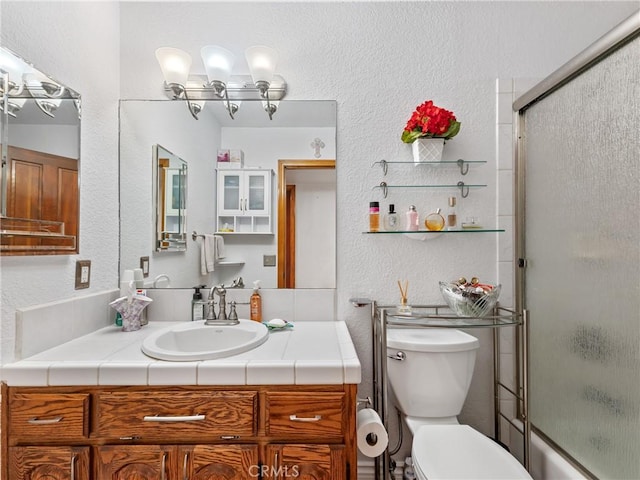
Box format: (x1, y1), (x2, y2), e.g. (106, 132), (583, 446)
(439, 281), (501, 317)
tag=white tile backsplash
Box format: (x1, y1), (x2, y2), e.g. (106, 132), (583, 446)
(16, 289), (118, 360)
(15, 288), (336, 362)
(294, 289), (336, 321)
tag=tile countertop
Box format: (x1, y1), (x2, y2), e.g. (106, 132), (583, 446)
(2, 321), (361, 387)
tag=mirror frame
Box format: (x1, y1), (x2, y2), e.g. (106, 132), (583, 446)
(154, 144), (187, 252)
(1, 46), (81, 256)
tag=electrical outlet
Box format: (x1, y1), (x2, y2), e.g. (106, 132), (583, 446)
(140, 256), (150, 277)
(263, 255), (276, 267)
(75, 260), (91, 289)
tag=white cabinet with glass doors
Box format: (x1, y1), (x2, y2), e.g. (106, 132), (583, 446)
(216, 169), (273, 234)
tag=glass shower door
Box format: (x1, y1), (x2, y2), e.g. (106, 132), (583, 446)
(521, 36), (640, 479)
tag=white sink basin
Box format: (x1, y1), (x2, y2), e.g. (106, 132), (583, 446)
(141, 320), (269, 361)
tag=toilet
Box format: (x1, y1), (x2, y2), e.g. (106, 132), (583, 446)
(386, 327), (532, 480)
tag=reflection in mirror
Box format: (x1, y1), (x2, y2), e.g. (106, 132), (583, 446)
(120, 100), (336, 289)
(0, 46), (81, 255)
(154, 144), (187, 252)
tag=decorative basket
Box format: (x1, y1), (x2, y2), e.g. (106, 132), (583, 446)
(439, 281), (501, 318)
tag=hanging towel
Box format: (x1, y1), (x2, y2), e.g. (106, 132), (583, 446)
(214, 235), (226, 260)
(201, 234), (217, 275)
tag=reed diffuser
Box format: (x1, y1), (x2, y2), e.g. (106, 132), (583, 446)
(397, 280), (412, 314)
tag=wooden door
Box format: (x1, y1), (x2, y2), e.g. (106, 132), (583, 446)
(4, 145), (78, 254)
(182, 444), (259, 480)
(265, 444), (345, 480)
(95, 444), (173, 480)
(9, 446), (90, 480)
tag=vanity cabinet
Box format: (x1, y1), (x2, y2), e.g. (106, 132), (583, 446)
(2, 384), (357, 480)
(216, 168), (273, 234)
(95, 444), (258, 480)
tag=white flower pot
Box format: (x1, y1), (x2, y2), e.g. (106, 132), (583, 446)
(412, 137), (445, 164)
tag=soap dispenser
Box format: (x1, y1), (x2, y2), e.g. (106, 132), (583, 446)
(192, 285), (207, 321)
(250, 281), (262, 322)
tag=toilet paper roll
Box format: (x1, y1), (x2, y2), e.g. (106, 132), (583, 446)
(357, 408), (388, 458)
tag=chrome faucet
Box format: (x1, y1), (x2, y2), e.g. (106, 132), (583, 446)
(205, 284), (238, 325)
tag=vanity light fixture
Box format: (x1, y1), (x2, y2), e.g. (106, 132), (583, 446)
(24, 72), (64, 118)
(156, 45), (287, 121)
(155, 47), (200, 120)
(1, 47), (73, 120)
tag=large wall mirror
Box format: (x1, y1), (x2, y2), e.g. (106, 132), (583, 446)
(119, 100), (336, 289)
(0, 47), (81, 255)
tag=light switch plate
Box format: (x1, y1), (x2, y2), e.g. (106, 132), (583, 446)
(140, 256), (150, 277)
(75, 260), (91, 289)
(263, 255), (276, 267)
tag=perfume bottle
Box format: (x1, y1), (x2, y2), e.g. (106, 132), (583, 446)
(405, 205), (419, 231)
(447, 196), (457, 230)
(369, 201), (380, 232)
(425, 208), (445, 231)
(384, 204), (400, 231)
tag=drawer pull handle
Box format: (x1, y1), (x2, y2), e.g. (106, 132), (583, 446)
(28, 416), (63, 425)
(70, 453), (77, 480)
(161, 452), (167, 480)
(144, 414), (206, 422)
(289, 414), (322, 422)
(183, 451), (189, 480)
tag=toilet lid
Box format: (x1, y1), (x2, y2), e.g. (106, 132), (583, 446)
(386, 328), (479, 353)
(412, 425), (532, 480)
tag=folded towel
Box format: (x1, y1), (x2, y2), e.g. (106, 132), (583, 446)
(201, 234), (216, 275)
(214, 235), (225, 260)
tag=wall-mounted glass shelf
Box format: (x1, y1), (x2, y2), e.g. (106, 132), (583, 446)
(377, 305), (521, 328)
(363, 229), (504, 234)
(374, 181), (487, 198)
(372, 158), (486, 175)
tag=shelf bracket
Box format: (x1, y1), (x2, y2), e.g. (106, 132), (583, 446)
(457, 159), (469, 175)
(457, 181), (470, 198)
(379, 181), (388, 198)
(372, 159), (389, 176)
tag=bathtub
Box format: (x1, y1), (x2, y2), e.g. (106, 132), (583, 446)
(510, 421), (589, 480)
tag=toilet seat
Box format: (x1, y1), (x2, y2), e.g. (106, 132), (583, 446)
(412, 424), (532, 480)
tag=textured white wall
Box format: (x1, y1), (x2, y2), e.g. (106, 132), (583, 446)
(0, 0), (637, 464)
(0, 1), (121, 364)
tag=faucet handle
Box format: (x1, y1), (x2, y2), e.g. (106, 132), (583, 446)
(228, 301), (238, 321)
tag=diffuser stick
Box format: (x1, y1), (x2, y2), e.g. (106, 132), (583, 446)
(397, 280), (411, 314)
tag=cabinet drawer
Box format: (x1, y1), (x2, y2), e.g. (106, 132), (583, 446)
(9, 393), (89, 443)
(265, 392), (344, 437)
(96, 390), (257, 440)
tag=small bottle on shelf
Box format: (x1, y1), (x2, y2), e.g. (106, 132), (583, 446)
(369, 201), (380, 232)
(384, 204), (400, 231)
(405, 205), (419, 231)
(447, 196), (457, 230)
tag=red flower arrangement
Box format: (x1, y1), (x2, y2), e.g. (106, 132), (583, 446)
(401, 100), (461, 143)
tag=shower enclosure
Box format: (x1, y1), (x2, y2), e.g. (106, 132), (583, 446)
(515, 12), (639, 479)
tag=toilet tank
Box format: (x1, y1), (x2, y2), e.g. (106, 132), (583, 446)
(386, 328), (479, 419)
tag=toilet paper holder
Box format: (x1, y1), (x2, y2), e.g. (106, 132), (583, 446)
(357, 396), (372, 408)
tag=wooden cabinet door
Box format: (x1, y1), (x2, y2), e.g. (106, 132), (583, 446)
(265, 444), (345, 480)
(95, 444), (173, 480)
(8, 446), (89, 480)
(180, 444), (259, 480)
